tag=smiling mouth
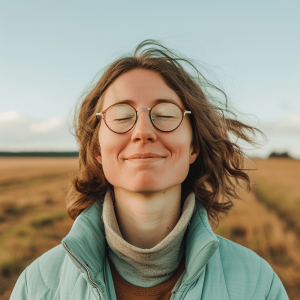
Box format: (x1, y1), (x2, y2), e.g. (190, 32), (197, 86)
(128, 157), (163, 160)
(126, 153), (165, 160)
(125, 157), (165, 164)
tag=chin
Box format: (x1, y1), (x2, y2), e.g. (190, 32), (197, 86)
(126, 183), (165, 194)
(116, 178), (170, 194)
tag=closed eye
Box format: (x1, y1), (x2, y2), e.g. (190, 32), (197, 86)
(154, 115), (175, 118)
(115, 118), (132, 121)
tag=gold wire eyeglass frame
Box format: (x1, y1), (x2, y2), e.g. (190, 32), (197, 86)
(95, 102), (192, 134)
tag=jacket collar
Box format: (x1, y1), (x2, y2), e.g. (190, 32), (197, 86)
(62, 201), (106, 282)
(182, 200), (219, 285)
(62, 196), (219, 286)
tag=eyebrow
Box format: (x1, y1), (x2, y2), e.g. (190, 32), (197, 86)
(113, 98), (180, 106)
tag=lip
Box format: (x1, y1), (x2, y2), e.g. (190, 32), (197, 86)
(126, 153), (165, 160)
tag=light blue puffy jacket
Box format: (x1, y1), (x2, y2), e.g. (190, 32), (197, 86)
(10, 199), (289, 300)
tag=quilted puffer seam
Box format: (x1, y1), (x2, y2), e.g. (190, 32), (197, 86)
(250, 258), (262, 300)
(24, 267), (31, 300)
(48, 255), (81, 299)
(217, 247), (231, 300)
(265, 272), (275, 299)
(37, 257), (55, 291)
(68, 274), (82, 300)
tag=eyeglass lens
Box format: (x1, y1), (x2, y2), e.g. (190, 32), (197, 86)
(105, 103), (182, 133)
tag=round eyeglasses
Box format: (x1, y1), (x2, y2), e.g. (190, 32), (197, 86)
(96, 102), (191, 134)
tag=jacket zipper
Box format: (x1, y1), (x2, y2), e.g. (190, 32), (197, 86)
(62, 242), (105, 300)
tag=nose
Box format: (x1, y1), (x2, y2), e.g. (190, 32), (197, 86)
(130, 108), (157, 143)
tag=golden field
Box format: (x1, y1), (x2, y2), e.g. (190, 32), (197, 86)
(0, 157), (299, 299)
(215, 158), (300, 300)
(0, 158), (76, 299)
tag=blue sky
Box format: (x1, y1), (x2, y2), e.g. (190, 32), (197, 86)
(1, 0), (299, 157)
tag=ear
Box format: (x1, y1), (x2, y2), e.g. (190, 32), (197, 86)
(96, 155), (102, 165)
(189, 146), (199, 164)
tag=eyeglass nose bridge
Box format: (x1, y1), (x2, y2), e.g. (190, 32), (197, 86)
(136, 107), (154, 121)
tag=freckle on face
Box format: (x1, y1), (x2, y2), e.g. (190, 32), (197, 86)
(98, 69), (196, 193)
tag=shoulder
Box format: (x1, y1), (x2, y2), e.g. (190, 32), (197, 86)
(215, 235), (279, 299)
(216, 235), (273, 274)
(217, 235), (266, 267)
(26, 245), (71, 289)
(11, 244), (81, 299)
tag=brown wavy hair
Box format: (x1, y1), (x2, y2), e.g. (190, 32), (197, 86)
(67, 39), (263, 225)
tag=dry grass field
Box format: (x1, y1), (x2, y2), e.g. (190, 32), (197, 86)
(0, 157), (76, 299)
(250, 159), (300, 235)
(215, 158), (300, 300)
(0, 157), (299, 299)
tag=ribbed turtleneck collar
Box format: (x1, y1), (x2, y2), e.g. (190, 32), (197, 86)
(102, 190), (196, 287)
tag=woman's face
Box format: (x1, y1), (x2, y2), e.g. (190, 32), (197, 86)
(97, 69), (198, 193)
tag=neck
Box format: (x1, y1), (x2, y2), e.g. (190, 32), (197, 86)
(113, 185), (182, 249)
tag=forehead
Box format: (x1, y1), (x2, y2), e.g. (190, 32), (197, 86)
(102, 69), (184, 109)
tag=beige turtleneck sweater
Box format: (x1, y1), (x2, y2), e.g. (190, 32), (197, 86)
(102, 190), (196, 287)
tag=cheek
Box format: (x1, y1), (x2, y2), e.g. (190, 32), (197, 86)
(166, 138), (193, 175)
(98, 127), (127, 180)
(98, 126), (115, 165)
(168, 124), (193, 161)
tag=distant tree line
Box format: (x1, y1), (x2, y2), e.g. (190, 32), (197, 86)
(0, 152), (79, 157)
(268, 151), (293, 159)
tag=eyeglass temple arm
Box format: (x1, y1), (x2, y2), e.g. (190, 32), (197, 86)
(96, 113), (103, 119)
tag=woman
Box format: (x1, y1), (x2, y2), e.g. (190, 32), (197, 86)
(10, 40), (288, 300)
